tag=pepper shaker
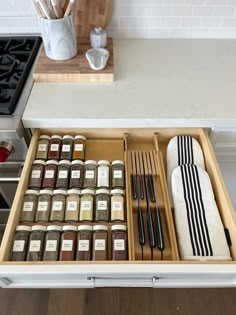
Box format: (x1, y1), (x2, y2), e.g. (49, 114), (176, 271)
(90, 26), (107, 48)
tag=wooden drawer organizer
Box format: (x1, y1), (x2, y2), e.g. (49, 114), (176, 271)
(1, 127), (236, 265)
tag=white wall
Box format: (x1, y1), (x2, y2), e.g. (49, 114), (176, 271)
(1, 0), (236, 38)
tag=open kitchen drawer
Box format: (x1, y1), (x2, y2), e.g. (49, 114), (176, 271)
(0, 128), (236, 289)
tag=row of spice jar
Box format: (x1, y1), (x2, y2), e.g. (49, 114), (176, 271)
(11, 224), (128, 261)
(36, 134), (86, 161)
(21, 188), (125, 223)
(29, 159), (125, 190)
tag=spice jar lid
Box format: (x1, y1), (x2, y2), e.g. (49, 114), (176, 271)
(67, 189), (80, 195)
(78, 225), (93, 231)
(112, 160), (124, 166)
(47, 225), (62, 231)
(16, 225), (32, 232)
(111, 225), (127, 231)
(39, 135), (50, 140)
(81, 189), (95, 195)
(59, 160), (71, 166)
(93, 225), (108, 231)
(85, 160), (97, 166)
(71, 160), (84, 166)
(63, 135), (74, 140)
(51, 135), (63, 140)
(62, 225), (77, 231)
(25, 190), (39, 196)
(74, 135), (86, 141)
(53, 189), (67, 195)
(96, 189), (109, 195)
(31, 225), (47, 231)
(111, 189), (125, 195)
(39, 189), (53, 195)
(45, 159), (59, 166)
(33, 159), (46, 166)
(98, 160), (110, 166)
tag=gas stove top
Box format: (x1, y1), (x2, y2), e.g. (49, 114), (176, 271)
(0, 36), (41, 115)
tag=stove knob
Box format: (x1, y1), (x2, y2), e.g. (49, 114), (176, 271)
(0, 142), (13, 163)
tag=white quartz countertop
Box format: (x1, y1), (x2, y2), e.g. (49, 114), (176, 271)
(23, 39), (236, 128)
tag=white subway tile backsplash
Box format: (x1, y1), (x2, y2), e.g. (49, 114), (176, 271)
(213, 6), (234, 16)
(181, 17), (201, 26)
(193, 6), (214, 16)
(151, 6), (172, 16)
(120, 5), (152, 17)
(161, 17), (181, 27)
(221, 17), (236, 26)
(201, 17), (221, 26)
(172, 6), (193, 16)
(206, 0), (227, 5)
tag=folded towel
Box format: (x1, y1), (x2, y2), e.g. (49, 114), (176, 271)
(172, 164), (231, 261)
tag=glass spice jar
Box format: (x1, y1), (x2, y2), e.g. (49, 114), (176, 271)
(97, 160), (110, 188)
(20, 190), (39, 223)
(60, 135), (74, 160)
(112, 160), (125, 189)
(65, 189), (80, 222)
(95, 189), (110, 222)
(28, 160), (45, 189)
(56, 160), (71, 189)
(111, 225), (128, 261)
(43, 225), (62, 261)
(111, 189), (125, 222)
(26, 225), (46, 261)
(79, 189), (94, 221)
(50, 189), (67, 222)
(76, 225), (92, 261)
(35, 189), (53, 222)
(48, 135), (62, 160)
(84, 160), (97, 189)
(42, 160), (58, 189)
(69, 160), (84, 189)
(59, 225), (77, 261)
(92, 225), (108, 261)
(35, 135), (50, 160)
(11, 225), (32, 261)
(90, 26), (107, 48)
(73, 135), (86, 161)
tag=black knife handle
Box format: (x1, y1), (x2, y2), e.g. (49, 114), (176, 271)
(147, 210), (156, 248)
(131, 175), (137, 200)
(148, 175), (156, 203)
(155, 207), (165, 251)
(138, 207), (145, 246)
(139, 176), (144, 200)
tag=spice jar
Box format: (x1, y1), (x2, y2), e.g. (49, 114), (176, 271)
(56, 160), (71, 189)
(65, 189), (80, 222)
(112, 160), (125, 189)
(97, 160), (110, 188)
(35, 189), (53, 222)
(73, 135), (86, 160)
(92, 225), (108, 261)
(28, 160), (45, 189)
(20, 190), (39, 223)
(35, 135), (50, 160)
(90, 26), (107, 48)
(76, 225), (92, 261)
(42, 160), (58, 189)
(59, 225), (77, 261)
(48, 135), (62, 160)
(50, 189), (67, 222)
(111, 189), (125, 222)
(111, 225), (128, 261)
(69, 160), (84, 189)
(79, 189), (94, 221)
(84, 160), (97, 188)
(26, 225), (46, 261)
(43, 225), (61, 261)
(60, 135), (74, 160)
(11, 225), (31, 261)
(95, 189), (110, 222)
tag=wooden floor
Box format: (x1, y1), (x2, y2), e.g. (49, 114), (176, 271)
(0, 288), (235, 315)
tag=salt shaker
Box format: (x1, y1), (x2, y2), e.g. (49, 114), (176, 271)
(90, 26), (107, 48)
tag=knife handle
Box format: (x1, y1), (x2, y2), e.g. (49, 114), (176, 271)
(147, 209), (156, 249)
(131, 175), (137, 200)
(138, 206), (145, 246)
(148, 175), (156, 203)
(155, 206), (165, 251)
(139, 176), (144, 200)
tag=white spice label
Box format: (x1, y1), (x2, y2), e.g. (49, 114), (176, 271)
(29, 240), (41, 252)
(62, 144), (71, 152)
(38, 201), (48, 211)
(59, 170), (68, 179)
(81, 201), (92, 211)
(23, 201), (33, 212)
(38, 144), (47, 152)
(52, 201), (63, 211)
(97, 200), (107, 210)
(78, 240), (89, 251)
(74, 144), (83, 151)
(85, 170), (94, 179)
(31, 170), (41, 179)
(114, 170), (122, 178)
(114, 239), (125, 251)
(13, 240), (25, 252)
(50, 144), (59, 151)
(112, 201), (123, 211)
(45, 170), (54, 178)
(95, 239), (106, 251)
(72, 170), (80, 178)
(62, 240), (73, 251)
(45, 240), (57, 252)
(67, 201), (77, 211)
